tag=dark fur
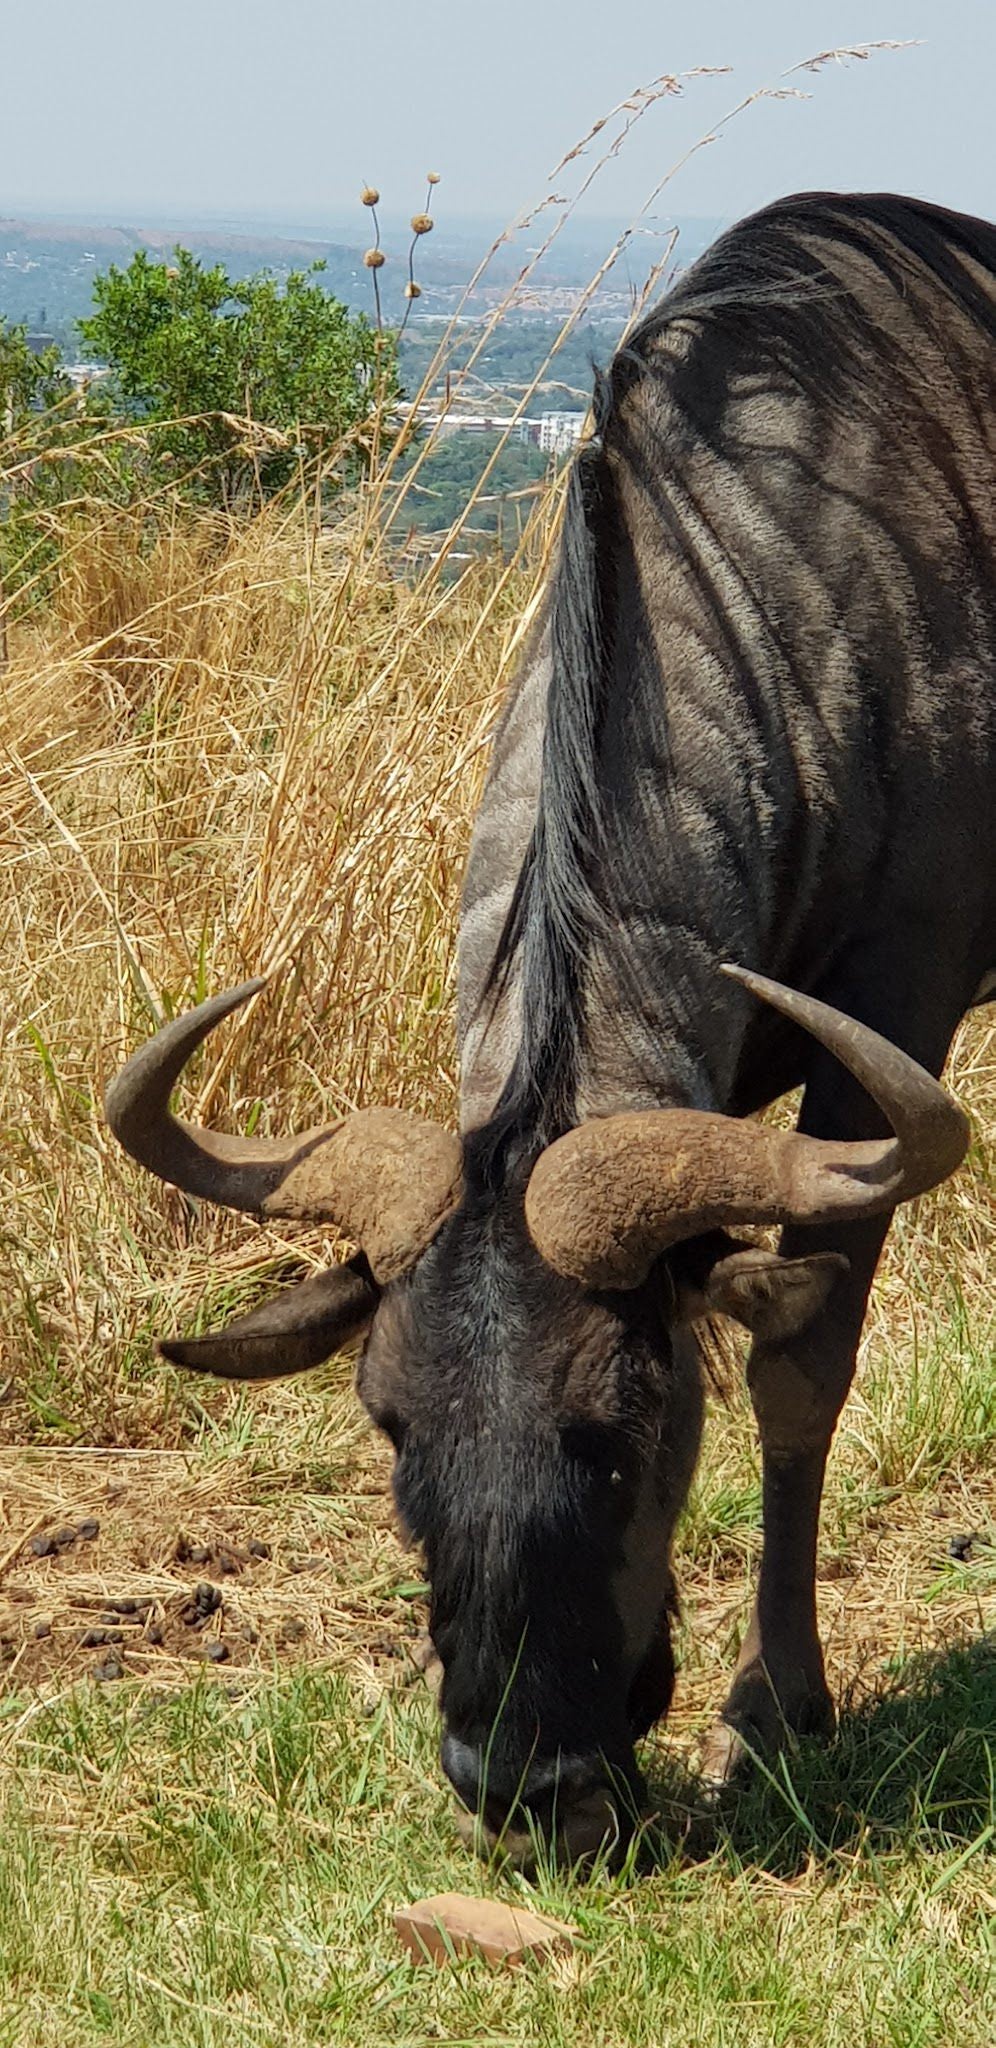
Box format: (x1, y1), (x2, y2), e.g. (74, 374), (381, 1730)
(358, 1179), (696, 1818)
(367, 193), (996, 1839)
(474, 190), (996, 1153)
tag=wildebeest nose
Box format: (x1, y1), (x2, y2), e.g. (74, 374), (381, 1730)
(441, 1733), (629, 1864)
(440, 1732), (556, 1823)
(440, 1731), (484, 1813)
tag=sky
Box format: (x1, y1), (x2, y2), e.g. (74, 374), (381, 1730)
(4, 1), (994, 233)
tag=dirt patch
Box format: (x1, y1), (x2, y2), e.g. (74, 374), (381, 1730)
(0, 1449), (990, 1742)
(0, 1447), (431, 1703)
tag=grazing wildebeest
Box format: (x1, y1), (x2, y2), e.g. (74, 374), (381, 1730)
(106, 192), (995, 1864)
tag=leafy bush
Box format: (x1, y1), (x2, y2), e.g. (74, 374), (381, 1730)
(0, 255), (398, 624)
(80, 248), (394, 507)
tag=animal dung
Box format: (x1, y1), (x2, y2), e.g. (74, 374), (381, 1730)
(92, 1653), (124, 1683)
(28, 1519), (99, 1559)
(394, 1892), (576, 1967)
(181, 1581), (222, 1626)
(29, 1527), (75, 1557)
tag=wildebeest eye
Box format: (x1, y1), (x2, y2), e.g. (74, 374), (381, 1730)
(560, 1421), (634, 1492)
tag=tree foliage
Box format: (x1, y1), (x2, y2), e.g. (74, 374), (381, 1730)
(0, 320), (68, 425)
(80, 249), (394, 505)
(0, 253), (400, 624)
(396, 430), (548, 552)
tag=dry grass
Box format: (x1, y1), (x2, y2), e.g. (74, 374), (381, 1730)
(0, 480), (555, 1444)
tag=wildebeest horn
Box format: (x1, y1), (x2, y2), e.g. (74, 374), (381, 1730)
(104, 981), (462, 1283)
(524, 966), (970, 1289)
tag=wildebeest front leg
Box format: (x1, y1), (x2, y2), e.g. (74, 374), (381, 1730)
(701, 1211), (889, 1787)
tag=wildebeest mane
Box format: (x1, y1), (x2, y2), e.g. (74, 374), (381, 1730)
(467, 366), (617, 1188)
(467, 191), (996, 1194)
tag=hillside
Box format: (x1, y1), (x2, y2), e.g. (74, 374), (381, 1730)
(0, 216), (390, 339)
(0, 208), (721, 354)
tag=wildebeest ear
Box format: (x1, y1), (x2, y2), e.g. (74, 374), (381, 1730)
(675, 1241), (848, 1341)
(159, 1259), (378, 1381)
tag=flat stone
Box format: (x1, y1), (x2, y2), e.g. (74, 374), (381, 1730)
(394, 1893), (576, 1968)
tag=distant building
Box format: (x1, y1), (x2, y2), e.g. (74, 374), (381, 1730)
(64, 362), (110, 390)
(538, 411), (584, 456)
(417, 411), (534, 442)
(408, 403), (586, 455)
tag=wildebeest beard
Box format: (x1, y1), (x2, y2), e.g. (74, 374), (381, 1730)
(355, 1180), (703, 1840)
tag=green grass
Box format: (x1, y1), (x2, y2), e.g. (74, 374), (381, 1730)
(0, 1207), (992, 2048)
(0, 1643), (992, 2048)
(0, 1309), (992, 2048)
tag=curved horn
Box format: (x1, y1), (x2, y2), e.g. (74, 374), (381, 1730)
(104, 982), (462, 1282)
(525, 966), (970, 1289)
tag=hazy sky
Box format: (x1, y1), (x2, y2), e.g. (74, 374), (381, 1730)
(4, 1), (993, 230)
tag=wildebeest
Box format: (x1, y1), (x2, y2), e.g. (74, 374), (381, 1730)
(106, 192), (995, 1864)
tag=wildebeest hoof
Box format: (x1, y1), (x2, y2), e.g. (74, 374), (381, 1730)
(698, 1661), (836, 1794)
(699, 1669), (836, 1795)
(698, 1718), (754, 1797)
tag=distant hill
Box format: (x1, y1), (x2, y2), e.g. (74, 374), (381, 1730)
(0, 218), (338, 258)
(0, 217), (385, 340)
(0, 209), (723, 354)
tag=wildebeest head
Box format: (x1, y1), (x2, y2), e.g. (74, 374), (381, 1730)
(104, 968), (968, 1863)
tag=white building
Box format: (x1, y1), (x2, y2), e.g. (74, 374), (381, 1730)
(538, 411), (585, 456)
(416, 410), (535, 444)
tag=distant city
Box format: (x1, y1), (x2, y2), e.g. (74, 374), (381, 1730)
(1, 205), (721, 420)
(1, 205), (724, 557)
